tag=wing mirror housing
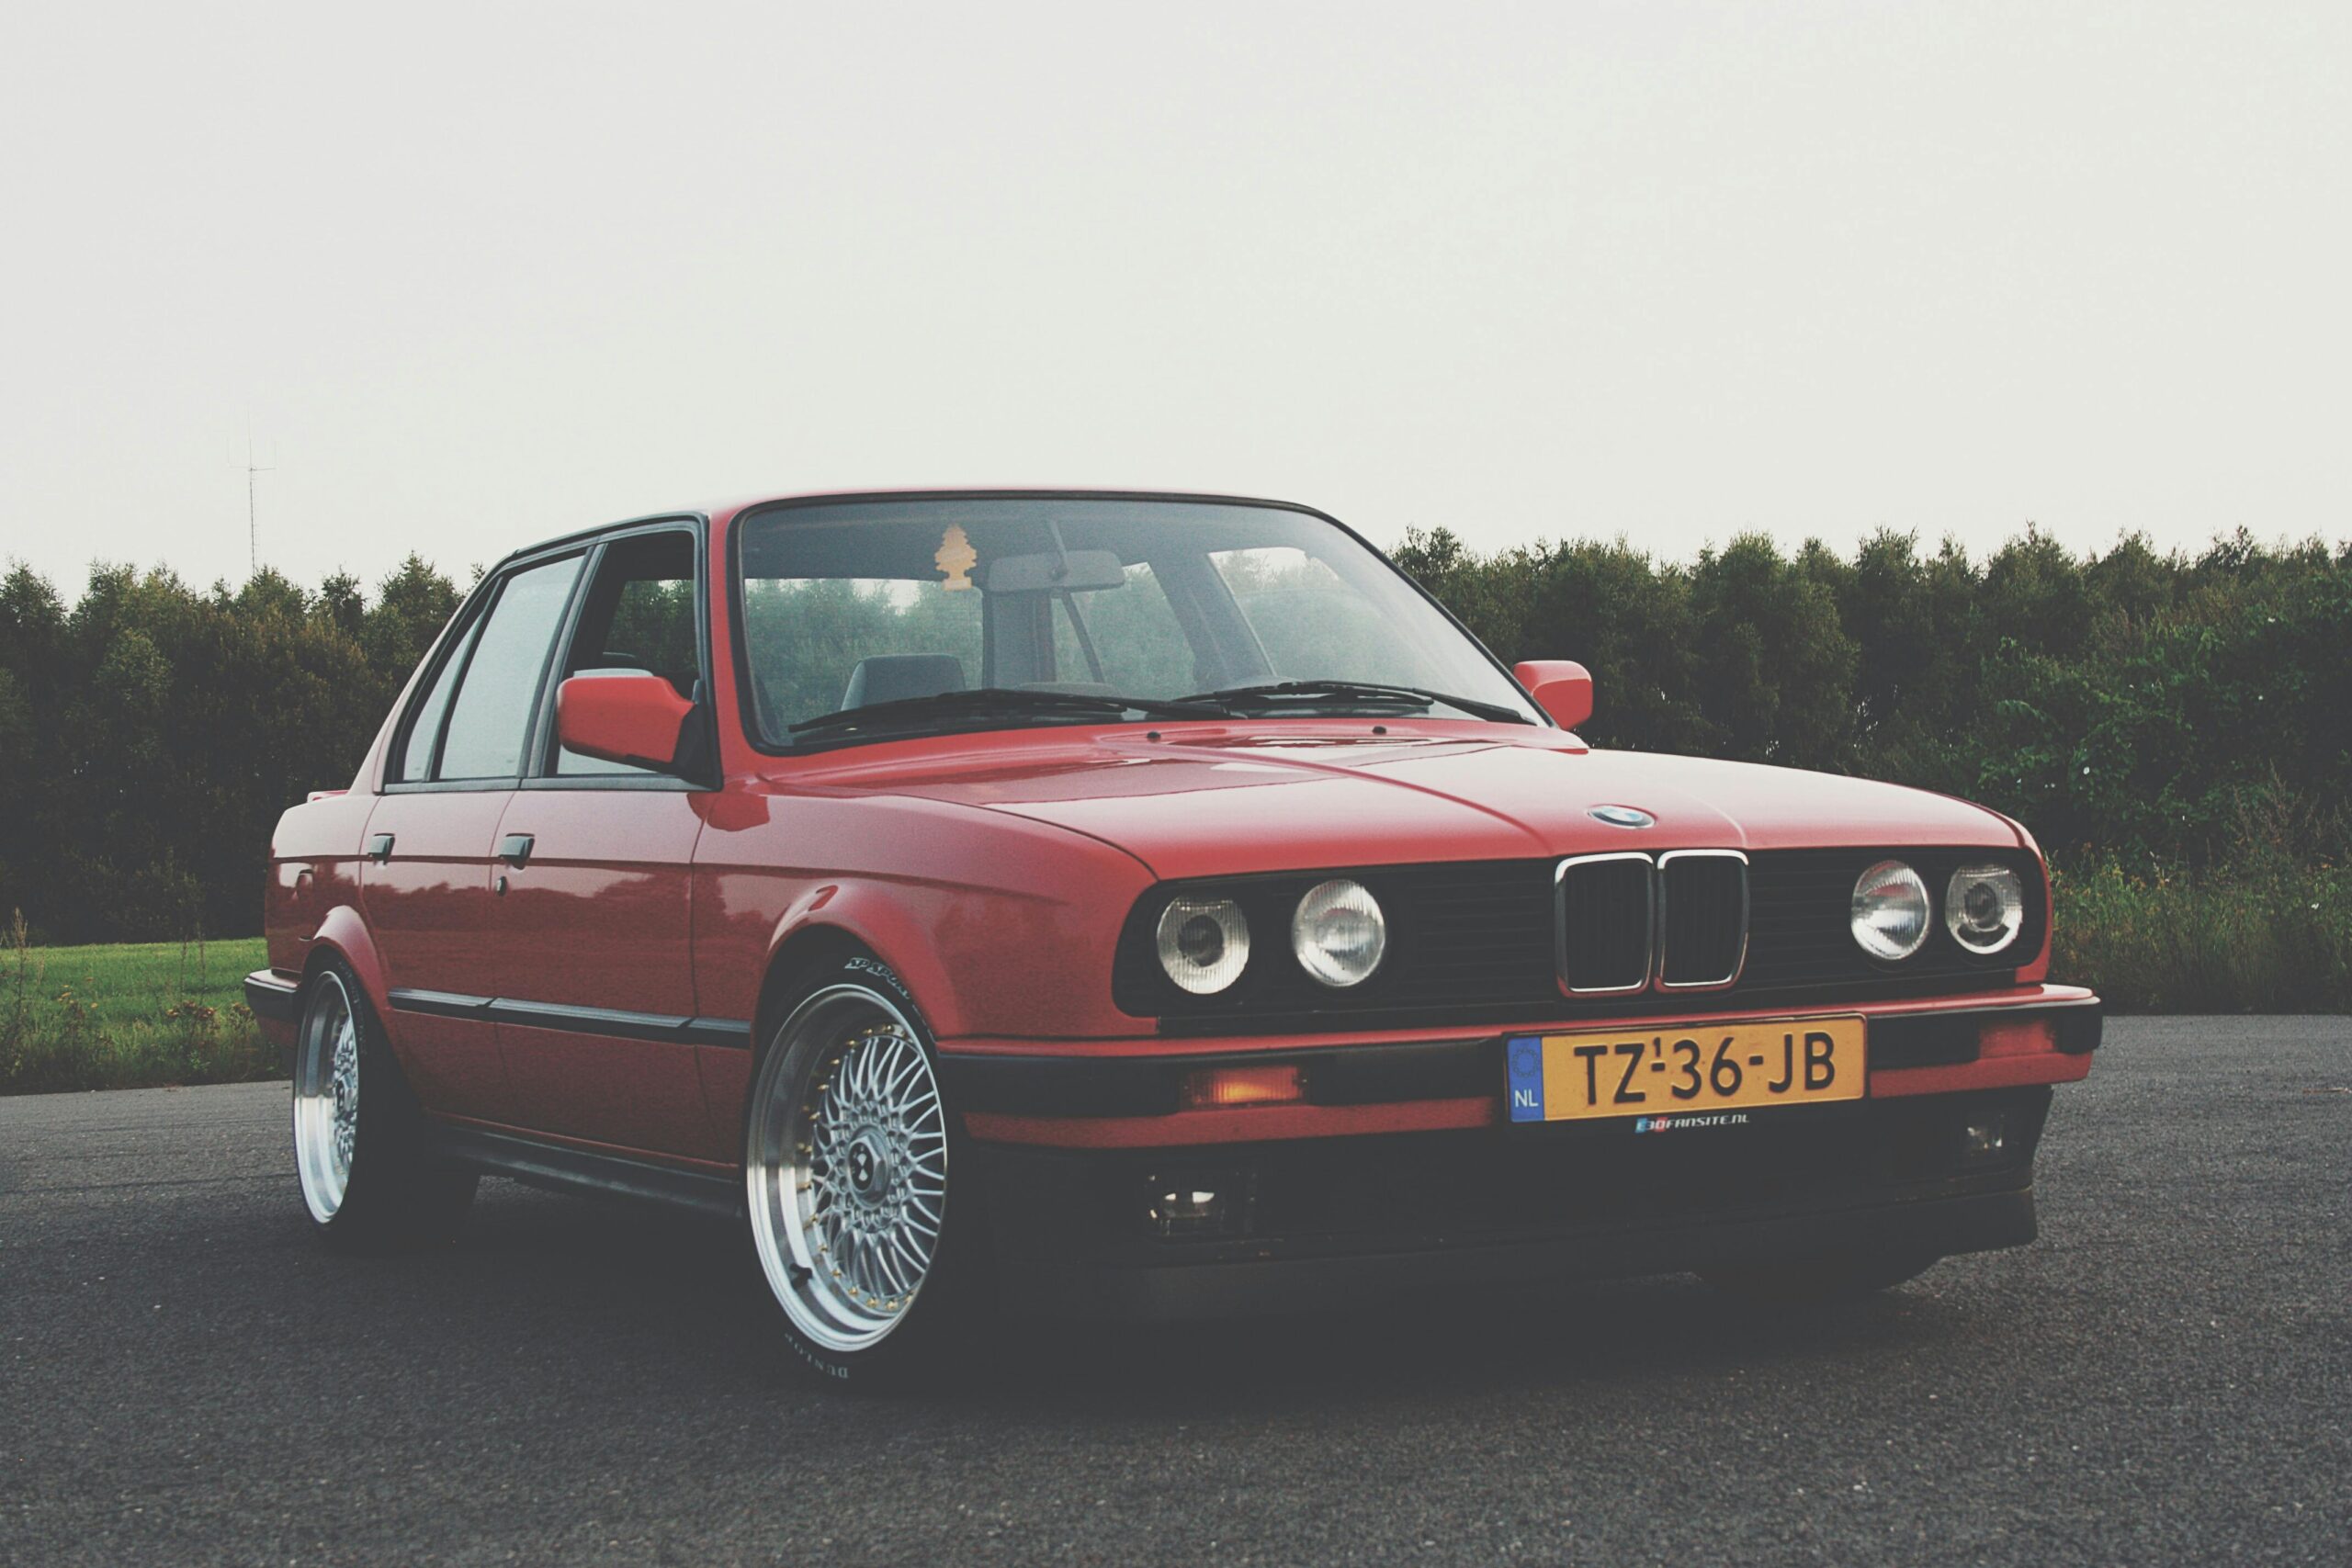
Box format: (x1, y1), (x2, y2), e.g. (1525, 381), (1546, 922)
(1512, 660), (1593, 730)
(556, 673), (698, 774)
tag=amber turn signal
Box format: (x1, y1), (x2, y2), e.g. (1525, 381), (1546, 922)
(1180, 1064), (1306, 1110)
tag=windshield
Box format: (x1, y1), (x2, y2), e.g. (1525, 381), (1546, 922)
(733, 496), (1541, 747)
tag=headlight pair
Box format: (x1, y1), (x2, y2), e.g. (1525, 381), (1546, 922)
(1155, 879), (1386, 996)
(1849, 859), (2025, 961)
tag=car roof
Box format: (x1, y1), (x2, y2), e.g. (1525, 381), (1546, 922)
(489, 487), (1326, 574)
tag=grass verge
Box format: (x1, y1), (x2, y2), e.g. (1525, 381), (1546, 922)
(2051, 857), (2351, 1012)
(0, 916), (277, 1095)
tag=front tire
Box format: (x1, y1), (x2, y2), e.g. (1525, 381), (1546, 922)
(743, 957), (988, 1389)
(292, 956), (476, 1249)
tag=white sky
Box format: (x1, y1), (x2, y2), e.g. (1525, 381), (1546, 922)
(2, 1), (2346, 597)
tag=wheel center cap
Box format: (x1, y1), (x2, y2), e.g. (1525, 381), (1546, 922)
(847, 1135), (888, 1198)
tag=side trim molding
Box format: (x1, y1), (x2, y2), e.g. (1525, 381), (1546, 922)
(386, 988), (753, 1048)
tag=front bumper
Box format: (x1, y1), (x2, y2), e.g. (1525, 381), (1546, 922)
(944, 987), (2095, 1321)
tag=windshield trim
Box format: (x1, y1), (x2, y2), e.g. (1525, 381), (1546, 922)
(723, 489), (1551, 757)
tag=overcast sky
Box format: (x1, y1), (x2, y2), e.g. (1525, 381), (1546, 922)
(2, 1), (2346, 596)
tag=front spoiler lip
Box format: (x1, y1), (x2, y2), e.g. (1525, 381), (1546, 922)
(991, 1186), (2040, 1323)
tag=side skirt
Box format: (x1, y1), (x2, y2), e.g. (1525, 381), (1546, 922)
(426, 1123), (744, 1220)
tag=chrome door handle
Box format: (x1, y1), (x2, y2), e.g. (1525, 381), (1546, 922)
(498, 833), (535, 868)
(367, 833), (395, 863)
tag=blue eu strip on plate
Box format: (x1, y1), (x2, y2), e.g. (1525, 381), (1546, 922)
(1506, 1034), (1545, 1122)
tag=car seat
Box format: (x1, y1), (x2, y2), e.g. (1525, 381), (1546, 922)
(842, 654), (967, 709)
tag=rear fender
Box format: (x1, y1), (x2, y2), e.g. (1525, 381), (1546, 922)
(304, 905), (396, 1033)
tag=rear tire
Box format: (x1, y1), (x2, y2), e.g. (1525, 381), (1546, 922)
(1702, 1247), (1941, 1306)
(742, 952), (992, 1391)
(292, 955), (477, 1251)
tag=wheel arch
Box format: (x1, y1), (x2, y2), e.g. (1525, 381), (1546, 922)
(751, 912), (938, 1062)
(293, 907), (425, 1078)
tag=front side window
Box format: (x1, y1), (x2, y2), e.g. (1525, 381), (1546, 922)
(434, 555), (583, 780)
(551, 532), (701, 776)
(734, 497), (1537, 749)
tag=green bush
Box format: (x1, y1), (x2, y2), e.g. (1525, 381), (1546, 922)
(2053, 858), (2352, 1014)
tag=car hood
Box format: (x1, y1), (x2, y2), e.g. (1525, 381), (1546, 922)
(780, 724), (2024, 882)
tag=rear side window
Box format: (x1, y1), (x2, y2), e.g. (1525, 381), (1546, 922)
(551, 532), (701, 776)
(387, 615), (481, 784)
(434, 556), (583, 780)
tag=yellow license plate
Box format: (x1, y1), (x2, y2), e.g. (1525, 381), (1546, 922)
(1505, 1016), (1867, 1124)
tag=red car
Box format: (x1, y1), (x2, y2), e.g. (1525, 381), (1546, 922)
(247, 491), (2100, 1385)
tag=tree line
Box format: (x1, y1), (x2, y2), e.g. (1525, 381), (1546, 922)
(1393, 525), (2352, 876)
(1, 527), (2346, 944)
(0, 557), (462, 942)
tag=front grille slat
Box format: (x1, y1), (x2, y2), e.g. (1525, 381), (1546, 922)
(1658, 853), (1748, 987)
(1556, 856), (1653, 992)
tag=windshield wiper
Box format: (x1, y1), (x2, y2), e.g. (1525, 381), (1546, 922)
(1175, 679), (1531, 726)
(787, 686), (1231, 741)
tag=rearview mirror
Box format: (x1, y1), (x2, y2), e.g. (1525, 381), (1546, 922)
(1512, 660), (1593, 730)
(557, 673), (695, 773)
(981, 548), (1128, 593)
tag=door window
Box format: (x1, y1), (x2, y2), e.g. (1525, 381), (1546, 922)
(550, 532), (702, 776)
(387, 614), (482, 784)
(434, 556), (584, 781)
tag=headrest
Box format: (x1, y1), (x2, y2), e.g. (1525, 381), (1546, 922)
(842, 653), (967, 709)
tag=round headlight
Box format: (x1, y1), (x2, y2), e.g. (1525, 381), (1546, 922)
(1156, 897), (1250, 995)
(1946, 863), (2025, 953)
(1292, 879), (1387, 987)
(1850, 860), (1931, 961)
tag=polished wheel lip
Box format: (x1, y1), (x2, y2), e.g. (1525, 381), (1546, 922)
(746, 982), (948, 1355)
(292, 970), (360, 1224)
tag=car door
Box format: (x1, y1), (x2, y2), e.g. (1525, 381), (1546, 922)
(362, 550), (588, 1122)
(483, 525), (719, 1159)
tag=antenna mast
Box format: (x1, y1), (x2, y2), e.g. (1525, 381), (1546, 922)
(243, 437), (274, 577)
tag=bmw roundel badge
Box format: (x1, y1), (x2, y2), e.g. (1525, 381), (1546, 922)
(1589, 804), (1657, 829)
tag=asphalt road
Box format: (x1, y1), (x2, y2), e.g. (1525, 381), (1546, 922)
(3, 1018), (2346, 1567)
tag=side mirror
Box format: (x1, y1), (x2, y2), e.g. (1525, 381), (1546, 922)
(556, 674), (695, 773)
(1512, 660), (1593, 730)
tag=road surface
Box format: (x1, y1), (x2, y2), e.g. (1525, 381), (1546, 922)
(3, 1017), (2346, 1564)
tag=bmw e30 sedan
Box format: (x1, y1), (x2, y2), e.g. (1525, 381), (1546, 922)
(247, 490), (2100, 1385)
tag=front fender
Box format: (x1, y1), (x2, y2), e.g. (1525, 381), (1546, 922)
(760, 882), (967, 1035)
(692, 790), (1159, 1042)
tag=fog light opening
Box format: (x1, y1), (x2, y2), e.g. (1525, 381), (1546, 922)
(1962, 1113), (2013, 1163)
(1143, 1166), (1256, 1238)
